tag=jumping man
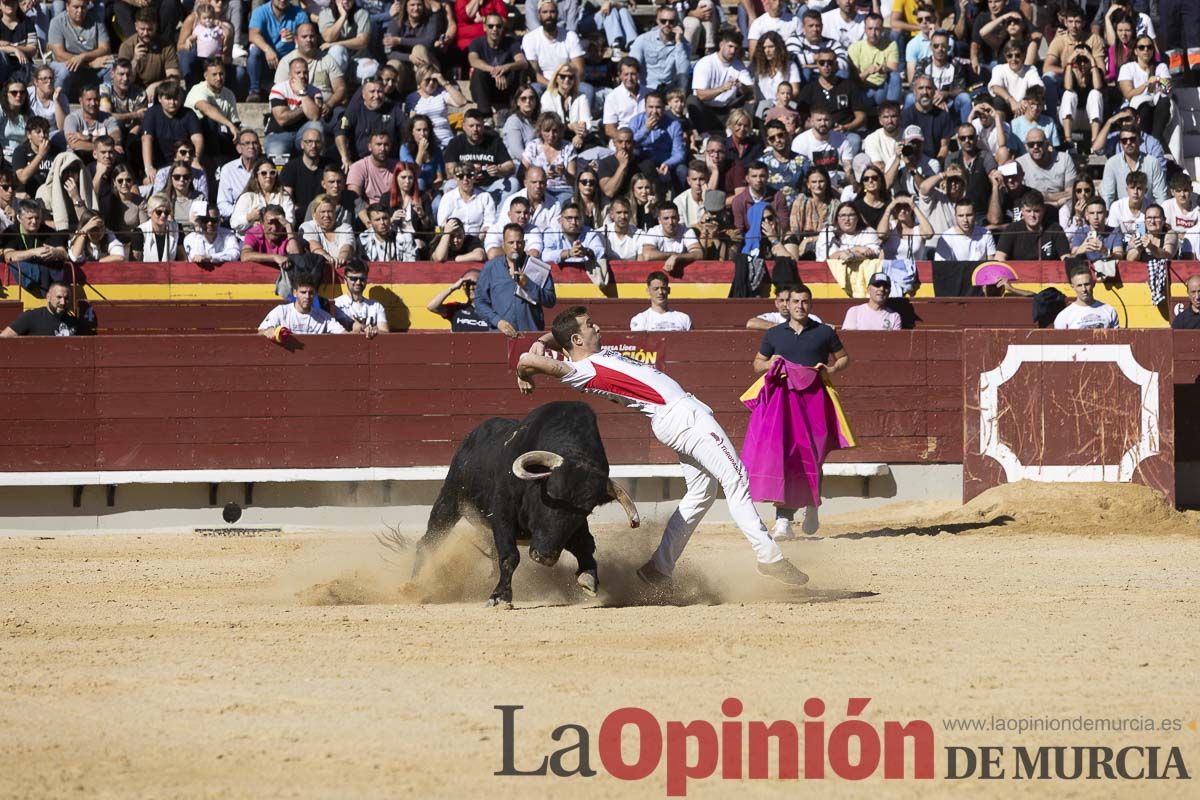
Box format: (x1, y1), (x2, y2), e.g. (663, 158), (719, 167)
(517, 306), (811, 586)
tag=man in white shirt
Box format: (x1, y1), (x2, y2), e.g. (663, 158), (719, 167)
(822, 0), (866, 51)
(1163, 174), (1200, 258)
(495, 167), (562, 234)
(1054, 270), (1119, 329)
(333, 260), (390, 338)
(630, 270), (692, 331)
(258, 278), (344, 337)
(484, 197), (544, 260)
(747, 0), (799, 59)
(934, 200), (997, 261)
(602, 58), (647, 140)
(791, 106), (854, 188)
(517, 307), (811, 588)
(1107, 170), (1149, 236)
(687, 28), (753, 134)
(184, 211), (242, 265)
(673, 162), (709, 227)
(864, 100), (902, 174)
(522, 0), (589, 103)
(639, 204), (703, 272)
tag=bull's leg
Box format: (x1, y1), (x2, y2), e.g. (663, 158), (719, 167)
(487, 515), (520, 608)
(412, 486), (464, 579)
(566, 526), (599, 597)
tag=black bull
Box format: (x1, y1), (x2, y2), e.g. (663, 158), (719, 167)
(412, 401), (639, 606)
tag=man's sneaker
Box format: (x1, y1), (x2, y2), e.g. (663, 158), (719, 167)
(802, 505), (820, 536)
(636, 560), (671, 586)
(232, 44), (248, 62)
(756, 559), (810, 586)
(245, 90), (265, 103)
(772, 518), (795, 541)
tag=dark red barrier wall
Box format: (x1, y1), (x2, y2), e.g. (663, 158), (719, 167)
(1, 332), (960, 472)
(3, 332), (1197, 473)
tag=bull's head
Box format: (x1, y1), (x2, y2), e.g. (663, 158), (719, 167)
(512, 451), (640, 529)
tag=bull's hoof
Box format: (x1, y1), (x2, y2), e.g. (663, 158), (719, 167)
(576, 570), (598, 597)
(485, 597), (514, 610)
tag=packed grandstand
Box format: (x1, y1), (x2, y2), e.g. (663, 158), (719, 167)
(0, 0), (1198, 333)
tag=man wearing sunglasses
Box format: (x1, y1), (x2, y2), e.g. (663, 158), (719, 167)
(333, 260), (389, 338)
(427, 268), (488, 332)
(467, 13), (528, 121)
(630, 6), (690, 93)
(1090, 108), (1167, 174)
(1015, 128), (1076, 210)
(943, 124), (996, 217)
(1100, 122), (1168, 207)
(183, 209), (241, 266)
(796, 46), (865, 155)
(908, 29), (969, 122)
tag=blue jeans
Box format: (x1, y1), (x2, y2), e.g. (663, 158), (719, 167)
(0, 50), (28, 85)
(843, 132), (862, 158)
(581, 8), (638, 48)
(1040, 71), (1064, 119)
(864, 72), (903, 109)
(49, 60), (111, 99)
(247, 44), (292, 94)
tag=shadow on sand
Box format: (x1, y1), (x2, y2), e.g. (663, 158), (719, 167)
(829, 515), (1015, 540)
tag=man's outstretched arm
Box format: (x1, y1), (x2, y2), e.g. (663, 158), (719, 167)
(516, 352), (573, 394)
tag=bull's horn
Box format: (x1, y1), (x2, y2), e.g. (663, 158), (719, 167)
(608, 479), (640, 529)
(512, 451), (565, 480)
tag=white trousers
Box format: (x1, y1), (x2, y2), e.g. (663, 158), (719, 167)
(1059, 88), (1105, 125)
(648, 395), (783, 575)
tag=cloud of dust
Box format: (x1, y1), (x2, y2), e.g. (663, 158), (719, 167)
(277, 522), (816, 608)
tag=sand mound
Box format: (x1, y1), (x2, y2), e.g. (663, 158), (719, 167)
(825, 481), (1200, 539)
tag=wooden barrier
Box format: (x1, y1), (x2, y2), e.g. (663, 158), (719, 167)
(3, 297), (1036, 335)
(3, 331), (1196, 475)
(3, 259), (1190, 330)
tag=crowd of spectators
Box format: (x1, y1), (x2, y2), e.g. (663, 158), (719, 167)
(0, 0), (1199, 334)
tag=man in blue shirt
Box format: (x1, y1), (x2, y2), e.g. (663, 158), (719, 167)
(629, 6), (690, 93)
(247, 0), (308, 101)
(630, 92), (688, 196)
(475, 224), (557, 336)
(541, 202), (609, 289)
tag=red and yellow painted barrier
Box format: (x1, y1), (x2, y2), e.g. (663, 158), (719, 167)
(2, 260), (1191, 329)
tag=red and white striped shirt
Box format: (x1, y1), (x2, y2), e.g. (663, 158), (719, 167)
(561, 349), (685, 419)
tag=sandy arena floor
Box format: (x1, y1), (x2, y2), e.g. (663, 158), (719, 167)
(3, 482), (1199, 798)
